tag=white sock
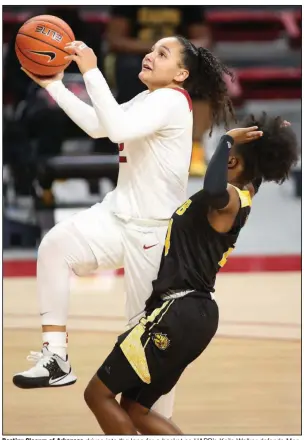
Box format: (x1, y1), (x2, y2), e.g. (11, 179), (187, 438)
(42, 332), (68, 359)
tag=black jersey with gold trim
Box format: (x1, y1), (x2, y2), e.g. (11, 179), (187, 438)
(151, 185), (251, 296)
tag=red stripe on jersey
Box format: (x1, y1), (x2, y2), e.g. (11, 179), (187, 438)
(171, 88), (193, 111)
(119, 156), (127, 163)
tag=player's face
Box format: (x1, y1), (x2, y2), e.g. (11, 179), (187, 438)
(139, 37), (189, 90)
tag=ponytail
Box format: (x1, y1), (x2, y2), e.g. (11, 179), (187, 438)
(175, 35), (236, 134)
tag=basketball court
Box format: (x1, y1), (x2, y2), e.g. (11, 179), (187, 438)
(3, 270), (301, 435)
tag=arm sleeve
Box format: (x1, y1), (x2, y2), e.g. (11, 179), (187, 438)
(203, 134), (234, 209)
(45, 80), (137, 139)
(83, 68), (179, 143)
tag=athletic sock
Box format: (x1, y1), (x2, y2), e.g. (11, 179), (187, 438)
(42, 332), (68, 359)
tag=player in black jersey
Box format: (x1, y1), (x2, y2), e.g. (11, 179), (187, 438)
(83, 113), (298, 434)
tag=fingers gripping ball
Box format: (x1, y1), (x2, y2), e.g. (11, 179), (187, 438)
(15, 15), (75, 76)
(64, 41), (97, 75)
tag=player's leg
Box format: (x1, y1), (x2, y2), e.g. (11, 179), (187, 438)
(130, 293), (218, 423)
(134, 296), (218, 433)
(13, 201), (124, 389)
(84, 313), (182, 434)
(118, 298), (186, 433)
(88, 295), (218, 434)
(12, 220), (99, 389)
(122, 222), (168, 325)
(122, 222), (177, 417)
(121, 400), (182, 434)
(85, 376), (137, 434)
(84, 340), (142, 434)
(121, 375), (183, 434)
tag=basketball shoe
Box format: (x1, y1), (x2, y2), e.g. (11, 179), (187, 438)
(13, 346), (77, 389)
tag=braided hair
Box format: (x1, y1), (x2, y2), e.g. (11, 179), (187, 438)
(236, 112), (298, 184)
(175, 35), (235, 134)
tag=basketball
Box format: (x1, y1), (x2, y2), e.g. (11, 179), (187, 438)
(15, 15), (75, 77)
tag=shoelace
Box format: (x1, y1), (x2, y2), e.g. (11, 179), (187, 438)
(26, 351), (54, 368)
(27, 351), (42, 363)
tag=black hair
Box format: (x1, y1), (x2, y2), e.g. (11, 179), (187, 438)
(175, 35), (235, 134)
(237, 112), (298, 184)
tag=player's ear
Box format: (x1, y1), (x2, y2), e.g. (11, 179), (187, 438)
(228, 156), (238, 169)
(174, 68), (189, 84)
(229, 155), (244, 176)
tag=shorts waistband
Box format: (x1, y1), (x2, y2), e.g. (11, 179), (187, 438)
(161, 289), (215, 301)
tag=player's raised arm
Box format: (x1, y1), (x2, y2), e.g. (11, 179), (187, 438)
(20, 68), (107, 139)
(84, 73), (184, 143)
(21, 67), (138, 140)
(64, 42), (186, 144)
(203, 127), (263, 211)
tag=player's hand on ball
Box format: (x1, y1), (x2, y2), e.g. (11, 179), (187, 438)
(21, 68), (64, 88)
(64, 41), (97, 75)
(227, 126), (263, 144)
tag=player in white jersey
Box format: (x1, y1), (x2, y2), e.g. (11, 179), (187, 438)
(13, 35), (234, 418)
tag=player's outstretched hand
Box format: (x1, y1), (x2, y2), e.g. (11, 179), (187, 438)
(227, 126), (263, 144)
(21, 68), (64, 88)
(64, 41), (97, 75)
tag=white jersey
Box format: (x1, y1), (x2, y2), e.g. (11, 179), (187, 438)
(46, 68), (193, 220)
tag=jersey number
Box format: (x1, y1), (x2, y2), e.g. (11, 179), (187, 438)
(176, 199), (192, 216)
(218, 247), (234, 268)
(119, 143), (127, 163)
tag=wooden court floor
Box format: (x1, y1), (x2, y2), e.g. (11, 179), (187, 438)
(3, 273), (301, 435)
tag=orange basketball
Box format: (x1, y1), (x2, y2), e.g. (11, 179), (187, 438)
(15, 15), (75, 77)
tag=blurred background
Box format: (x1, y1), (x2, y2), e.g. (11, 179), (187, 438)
(2, 4), (301, 435)
(2, 4), (301, 253)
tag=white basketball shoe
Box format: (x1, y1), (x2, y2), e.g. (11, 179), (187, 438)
(13, 346), (77, 389)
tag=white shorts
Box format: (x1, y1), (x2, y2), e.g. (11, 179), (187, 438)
(66, 198), (169, 322)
